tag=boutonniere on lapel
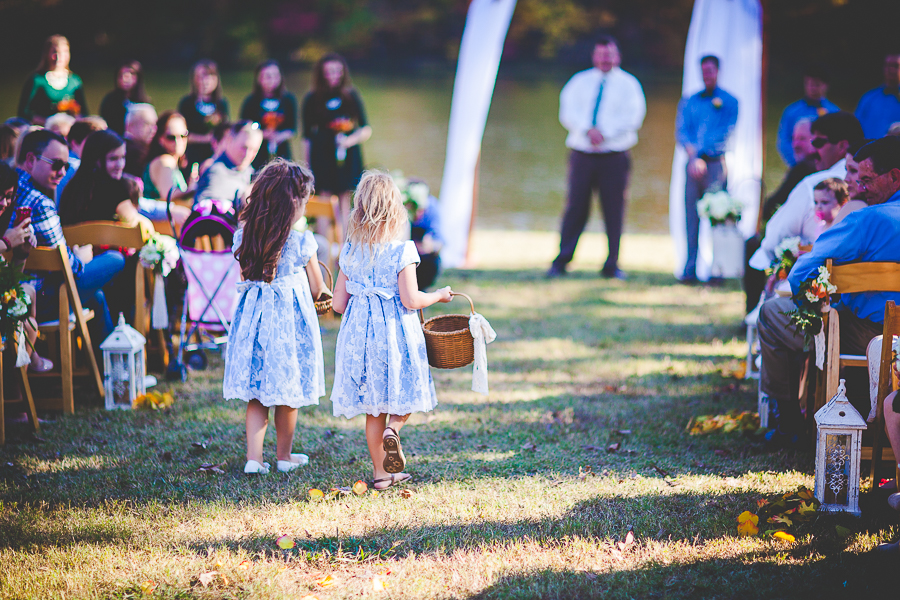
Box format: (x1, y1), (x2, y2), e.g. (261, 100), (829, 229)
(711, 97), (723, 109)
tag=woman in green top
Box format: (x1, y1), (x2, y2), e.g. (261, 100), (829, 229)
(18, 35), (89, 125)
(143, 110), (197, 202)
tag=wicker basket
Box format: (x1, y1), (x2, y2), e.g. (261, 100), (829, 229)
(314, 261), (334, 316)
(420, 292), (475, 369)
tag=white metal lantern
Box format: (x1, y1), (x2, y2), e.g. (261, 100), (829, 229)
(100, 313), (146, 410)
(814, 379), (866, 516)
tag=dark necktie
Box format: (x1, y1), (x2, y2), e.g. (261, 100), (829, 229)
(591, 77), (605, 128)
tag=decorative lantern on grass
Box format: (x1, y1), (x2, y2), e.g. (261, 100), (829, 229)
(100, 313), (146, 410)
(814, 379), (866, 516)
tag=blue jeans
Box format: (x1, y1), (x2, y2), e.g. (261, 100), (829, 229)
(36, 250), (126, 335)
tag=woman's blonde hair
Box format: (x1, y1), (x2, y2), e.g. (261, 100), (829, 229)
(346, 170), (406, 249)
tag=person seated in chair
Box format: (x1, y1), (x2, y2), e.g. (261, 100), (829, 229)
(194, 120), (262, 215)
(13, 130), (125, 336)
(757, 136), (900, 446)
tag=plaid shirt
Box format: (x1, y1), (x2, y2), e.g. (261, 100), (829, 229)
(14, 169), (84, 285)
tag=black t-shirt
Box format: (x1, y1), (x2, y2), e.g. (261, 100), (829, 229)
(99, 89), (131, 135)
(177, 94), (230, 136)
(240, 92), (298, 133)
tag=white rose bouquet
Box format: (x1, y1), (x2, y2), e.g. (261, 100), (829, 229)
(139, 234), (179, 329)
(697, 190), (743, 226)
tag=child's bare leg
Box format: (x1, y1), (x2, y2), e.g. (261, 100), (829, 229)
(366, 413), (388, 477)
(274, 405), (299, 462)
(384, 413), (410, 437)
(246, 400), (269, 464)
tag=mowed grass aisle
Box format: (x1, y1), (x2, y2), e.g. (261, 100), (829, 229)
(1, 231), (898, 599)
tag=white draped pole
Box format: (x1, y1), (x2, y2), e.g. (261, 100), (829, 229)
(668, 0), (763, 280)
(438, 0), (517, 268)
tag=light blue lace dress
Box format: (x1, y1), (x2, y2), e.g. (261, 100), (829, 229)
(331, 240), (438, 419)
(223, 229), (325, 407)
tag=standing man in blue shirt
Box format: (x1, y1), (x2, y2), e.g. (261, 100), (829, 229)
(757, 136), (900, 445)
(776, 67), (839, 167)
(855, 52), (900, 139)
(675, 55), (739, 283)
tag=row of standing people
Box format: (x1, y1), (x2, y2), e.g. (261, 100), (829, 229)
(14, 35), (371, 228)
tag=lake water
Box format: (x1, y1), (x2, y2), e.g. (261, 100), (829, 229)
(1, 67), (800, 234)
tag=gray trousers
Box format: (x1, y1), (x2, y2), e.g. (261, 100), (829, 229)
(683, 158), (726, 280)
(758, 296), (882, 436)
(553, 150), (631, 273)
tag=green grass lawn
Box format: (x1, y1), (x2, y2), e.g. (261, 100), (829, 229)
(1, 231), (898, 599)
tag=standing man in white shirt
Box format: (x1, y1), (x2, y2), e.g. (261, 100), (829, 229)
(548, 35), (646, 279)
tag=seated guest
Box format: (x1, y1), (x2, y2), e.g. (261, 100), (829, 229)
(811, 178), (849, 234)
(855, 52), (900, 139)
(194, 120), (262, 212)
(0, 125), (19, 166)
(99, 60), (150, 136)
(44, 113), (75, 138)
(757, 137), (900, 445)
(744, 118), (819, 312)
(143, 111), (197, 203)
(59, 130), (151, 229)
(832, 142), (870, 227)
(0, 162), (52, 371)
(750, 111), (864, 271)
(13, 130), (125, 335)
(123, 103), (157, 178)
(56, 116), (108, 203)
(776, 67), (839, 167)
(404, 180), (443, 290)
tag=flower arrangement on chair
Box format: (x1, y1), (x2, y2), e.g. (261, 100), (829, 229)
(785, 266), (838, 369)
(767, 236), (803, 281)
(139, 233), (179, 329)
(0, 259), (34, 365)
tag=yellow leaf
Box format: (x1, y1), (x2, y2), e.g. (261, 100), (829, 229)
(308, 489), (324, 500)
(318, 574), (335, 587)
(737, 511), (758, 525)
(756, 499), (769, 508)
(373, 576), (387, 591)
(140, 581), (156, 595)
(797, 501), (817, 516)
(276, 535), (295, 550)
(773, 531), (796, 542)
(797, 487), (814, 500)
(737, 520), (759, 536)
(352, 480), (368, 495)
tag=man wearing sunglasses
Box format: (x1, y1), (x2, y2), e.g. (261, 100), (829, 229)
(757, 136), (900, 449)
(750, 111), (864, 271)
(14, 129), (125, 334)
(194, 120), (263, 213)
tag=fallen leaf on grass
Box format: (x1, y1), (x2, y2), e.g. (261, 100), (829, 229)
(578, 466), (594, 481)
(772, 531), (796, 542)
(352, 480), (368, 495)
(238, 560), (250, 570)
(197, 462), (225, 474)
(736, 511), (759, 537)
(399, 489), (413, 499)
(308, 489), (324, 500)
(607, 443), (620, 453)
(768, 514), (793, 527)
(651, 464), (670, 478)
(300, 596), (319, 600)
(198, 571), (218, 587)
(317, 574), (335, 587)
(331, 487), (352, 496)
(276, 535), (295, 550)
(372, 576), (387, 591)
(617, 529), (634, 552)
(521, 442), (537, 452)
(835, 525), (852, 538)
(140, 581), (156, 594)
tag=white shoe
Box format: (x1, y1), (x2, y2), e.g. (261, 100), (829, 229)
(244, 460), (271, 474)
(277, 453), (310, 472)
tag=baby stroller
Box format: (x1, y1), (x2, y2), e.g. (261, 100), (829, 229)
(166, 198), (240, 380)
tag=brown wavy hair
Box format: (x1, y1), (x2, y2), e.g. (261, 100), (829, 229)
(236, 158), (314, 283)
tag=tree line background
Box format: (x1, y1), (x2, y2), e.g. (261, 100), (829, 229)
(0, 0), (897, 83)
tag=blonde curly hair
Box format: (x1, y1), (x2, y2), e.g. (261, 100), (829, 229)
(346, 170), (407, 249)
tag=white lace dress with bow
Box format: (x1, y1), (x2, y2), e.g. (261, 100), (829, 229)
(223, 229), (325, 407)
(331, 240), (437, 419)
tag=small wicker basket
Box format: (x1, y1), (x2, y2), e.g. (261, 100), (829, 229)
(420, 292), (475, 369)
(314, 261), (334, 316)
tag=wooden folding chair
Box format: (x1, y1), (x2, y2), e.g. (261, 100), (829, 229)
(305, 195), (342, 274)
(0, 332), (40, 445)
(869, 301), (900, 484)
(62, 222), (168, 368)
(21, 245), (104, 413)
(812, 260), (900, 479)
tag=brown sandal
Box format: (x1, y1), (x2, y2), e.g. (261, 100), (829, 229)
(372, 472), (412, 490)
(382, 426), (406, 474)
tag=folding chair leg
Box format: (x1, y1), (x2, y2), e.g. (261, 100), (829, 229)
(60, 329), (74, 415)
(19, 366), (39, 433)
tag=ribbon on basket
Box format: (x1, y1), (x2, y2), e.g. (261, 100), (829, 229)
(469, 312), (496, 395)
(15, 321), (30, 368)
(151, 272), (168, 329)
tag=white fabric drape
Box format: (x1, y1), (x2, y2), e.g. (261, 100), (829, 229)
(469, 312), (497, 395)
(668, 0), (763, 280)
(438, 0), (517, 268)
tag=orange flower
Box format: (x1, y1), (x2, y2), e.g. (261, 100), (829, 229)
(261, 112), (284, 131)
(56, 98), (81, 115)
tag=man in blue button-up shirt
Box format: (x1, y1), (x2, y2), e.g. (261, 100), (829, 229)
(675, 55), (739, 282)
(757, 136), (900, 444)
(776, 68), (840, 167)
(855, 53), (900, 139)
